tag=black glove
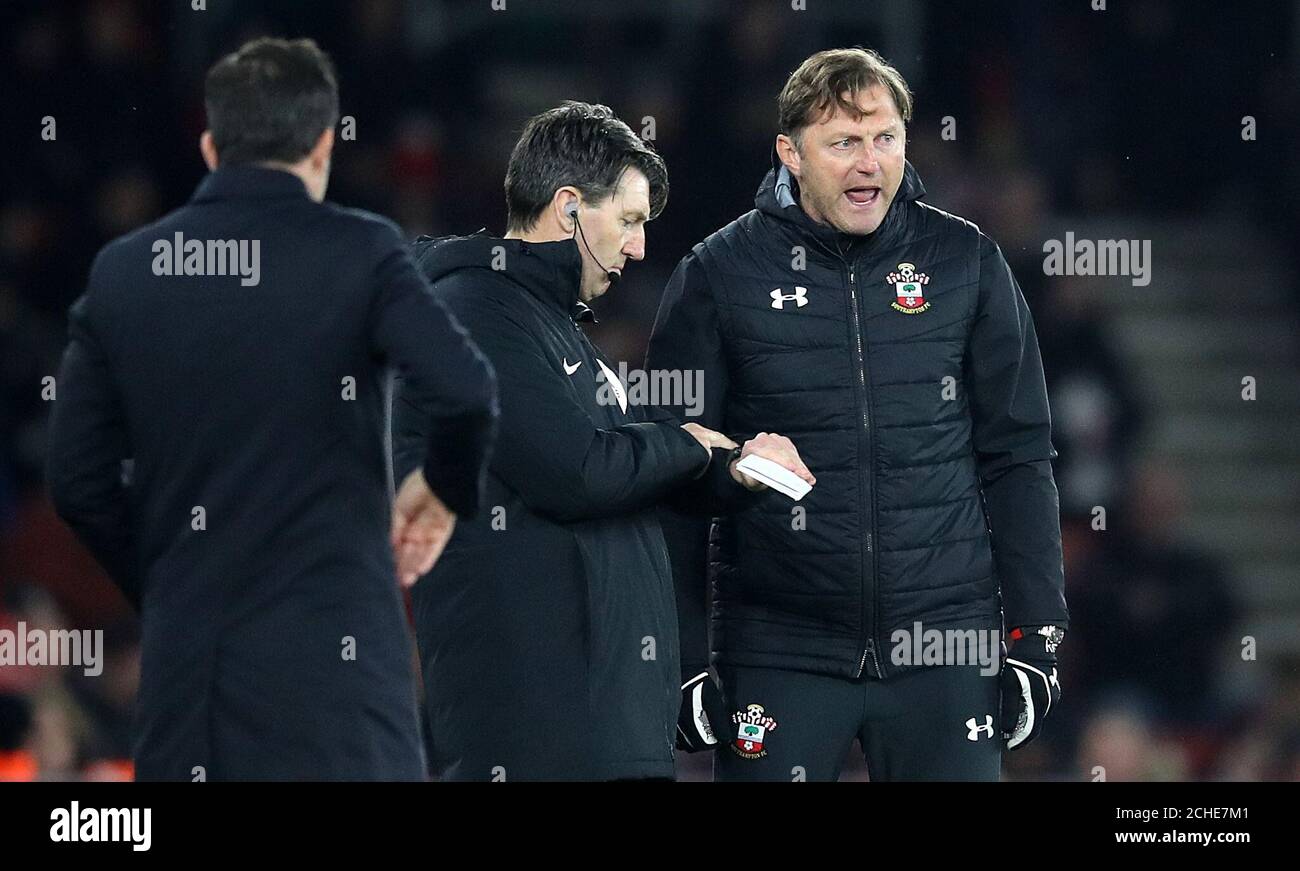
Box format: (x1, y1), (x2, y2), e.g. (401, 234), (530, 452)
(676, 669), (726, 752)
(1001, 625), (1063, 751)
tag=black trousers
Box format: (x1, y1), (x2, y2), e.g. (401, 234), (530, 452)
(712, 663), (1002, 782)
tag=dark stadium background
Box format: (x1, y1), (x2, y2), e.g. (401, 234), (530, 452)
(1, 0), (1297, 781)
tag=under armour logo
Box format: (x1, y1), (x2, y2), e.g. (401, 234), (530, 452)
(966, 715), (994, 741)
(1049, 668), (1060, 690)
(770, 286), (809, 309)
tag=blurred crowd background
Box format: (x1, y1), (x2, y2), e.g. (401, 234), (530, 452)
(2, 0), (1298, 781)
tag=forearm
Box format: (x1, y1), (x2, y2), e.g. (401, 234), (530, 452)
(47, 456), (141, 609)
(664, 444), (770, 516)
(519, 421), (710, 522)
(981, 460), (1067, 629)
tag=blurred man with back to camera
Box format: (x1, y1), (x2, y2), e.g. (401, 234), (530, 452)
(393, 102), (814, 781)
(648, 48), (1067, 781)
(45, 37), (498, 781)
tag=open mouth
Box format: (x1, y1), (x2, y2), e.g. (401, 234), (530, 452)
(844, 186), (881, 208)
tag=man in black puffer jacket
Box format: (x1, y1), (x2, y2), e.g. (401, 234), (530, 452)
(394, 103), (813, 781)
(649, 49), (1068, 781)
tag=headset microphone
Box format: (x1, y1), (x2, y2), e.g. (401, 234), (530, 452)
(566, 203), (621, 286)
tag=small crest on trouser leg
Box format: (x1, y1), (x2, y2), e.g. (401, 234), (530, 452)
(731, 703), (779, 759)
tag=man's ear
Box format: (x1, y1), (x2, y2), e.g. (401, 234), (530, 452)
(552, 186), (582, 231)
(309, 127), (335, 170)
(775, 133), (802, 178)
(200, 131), (219, 171)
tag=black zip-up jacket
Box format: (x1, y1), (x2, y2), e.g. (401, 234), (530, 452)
(394, 233), (753, 780)
(648, 153), (1068, 681)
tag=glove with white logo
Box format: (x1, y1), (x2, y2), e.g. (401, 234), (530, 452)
(1001, 625), (1063, 751)
(676, 669), (727, 752)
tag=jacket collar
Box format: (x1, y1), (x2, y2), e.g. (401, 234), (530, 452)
(190, 164), (310, 204)
(754, 145), (926, 258)
(412, 231), (594, 322)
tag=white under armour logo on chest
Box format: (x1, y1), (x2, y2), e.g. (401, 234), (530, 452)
(770, 286), (809, 309)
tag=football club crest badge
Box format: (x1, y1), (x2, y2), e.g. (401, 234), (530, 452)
(887, 262), (931, 314)
(731, 703), (779, 759)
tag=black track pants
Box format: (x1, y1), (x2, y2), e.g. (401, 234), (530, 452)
(712, 663), (1002, 782)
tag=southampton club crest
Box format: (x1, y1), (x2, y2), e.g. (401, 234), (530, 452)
(731, 704), (779, 759)
(887, 262), (932, 314)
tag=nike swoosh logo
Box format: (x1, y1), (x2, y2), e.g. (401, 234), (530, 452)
(563, 358), (582, 375)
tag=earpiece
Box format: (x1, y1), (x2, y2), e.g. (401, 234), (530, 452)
(565, 200), (621, 287)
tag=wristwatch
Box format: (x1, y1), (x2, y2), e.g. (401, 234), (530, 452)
(1010, 624), (1065, 655)
(1034, 624), (1065, 655)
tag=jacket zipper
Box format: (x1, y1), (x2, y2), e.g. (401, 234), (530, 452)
(846, 269), (882, 679)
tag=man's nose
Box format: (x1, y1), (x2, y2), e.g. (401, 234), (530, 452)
(624, 228), (645, 261)
(854, 143), (881, 175)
